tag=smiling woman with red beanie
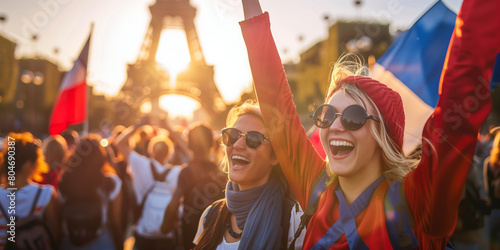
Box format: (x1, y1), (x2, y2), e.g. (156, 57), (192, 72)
(239, 0), (500, 249)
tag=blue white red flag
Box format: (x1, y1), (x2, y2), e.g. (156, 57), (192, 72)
(371, 1), (456, 153)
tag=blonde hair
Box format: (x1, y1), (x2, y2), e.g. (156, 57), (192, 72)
(325, 54), (419, 184)
(42, 135), (68, 170)
(490, 129), (500, 167)
(226, 100), (264, 128)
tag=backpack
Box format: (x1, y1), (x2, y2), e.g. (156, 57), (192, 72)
(0, 187), (57, 250)
(204, 198), (298, 250)
(61, 186), (109, 246)
(289, 168), (454, 250)
(136, 162), (176, 236)
(132, 161), (168, 224)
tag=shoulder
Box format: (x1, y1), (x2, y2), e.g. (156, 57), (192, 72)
(128, 151), (148, 167)
(29, 183), (54, 202)
(168, 164), (183, 178)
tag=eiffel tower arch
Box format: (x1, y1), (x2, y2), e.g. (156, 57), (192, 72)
(117, 0), (227, 127)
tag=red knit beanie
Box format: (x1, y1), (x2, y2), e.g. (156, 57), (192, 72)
(330, 75), (405, 150)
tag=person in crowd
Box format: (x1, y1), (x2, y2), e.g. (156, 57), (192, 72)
(168, 125), (192, 166)
(58, 133), (123, 250)
(115, 119), (183, 250)
(36, 134), (68, 189)
(0, 132), (60, 249)
(485, 129), (500, 249)
(239, 0), (499, 248)
(133, 125), (154, 157)
(61, 129), (79, 152)
(161, 122), (227, 249)
(452, 154), (490, 250)
(193, 101), (305, 250)
(105, 125), (135, 234)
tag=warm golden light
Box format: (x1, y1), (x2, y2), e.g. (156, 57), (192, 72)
(156, 29), (191, 87)
(140, 100), (152, 114)
(100, 139), (109, 147)
(159, 94), (200, 120)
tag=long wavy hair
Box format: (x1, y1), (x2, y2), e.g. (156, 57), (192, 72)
(58, 133), (116, 202)
(324, 54), (420, 183)
(195, 100), (293, 249)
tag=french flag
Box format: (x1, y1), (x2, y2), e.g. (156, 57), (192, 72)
(371, 1), (457, 153)
(309, 1), (457, 156)
(49, 33), (91, 135)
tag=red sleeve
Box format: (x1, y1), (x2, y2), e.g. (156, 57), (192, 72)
(404, 0), (499, 237)
(240, 13), (326, 208)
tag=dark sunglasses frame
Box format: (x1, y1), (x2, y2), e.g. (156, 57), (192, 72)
(221, 128), (269, 149)
(310, 104), (380, 130)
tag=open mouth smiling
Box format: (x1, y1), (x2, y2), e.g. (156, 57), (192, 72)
(329, 140), (355, 156)
(231, 155), (251, 166)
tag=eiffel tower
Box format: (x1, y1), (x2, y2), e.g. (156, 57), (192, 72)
(117, 0), (227, 127)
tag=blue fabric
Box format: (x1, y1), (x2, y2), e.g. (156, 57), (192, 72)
(491, 53), (500, 91)
(312, 176), (384, 249)
(226, 181), (267, 229)
(336, 189), (370, 250)
(377, 1), (456, 108)
(308, 173), (328, 208)
(225, 179), (284, 250)
(384, 180), (419, 250)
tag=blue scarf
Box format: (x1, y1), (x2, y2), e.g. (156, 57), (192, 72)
(226, 179), (284, 250)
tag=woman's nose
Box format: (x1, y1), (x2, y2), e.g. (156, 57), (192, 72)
(232, 135), (247, 149)
(329, 115), (346, 132)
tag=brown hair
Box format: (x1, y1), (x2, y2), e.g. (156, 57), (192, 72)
(1, 132), (48, 183)
(188, 122), (214, 158)
(194, 200), (231, 250)
(59, 133), (116, 201)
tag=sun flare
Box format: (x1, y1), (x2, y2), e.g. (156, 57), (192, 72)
(158, 94), (200, 120)
(156, 29), (191, 87)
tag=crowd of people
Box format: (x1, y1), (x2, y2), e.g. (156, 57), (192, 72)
(1, 0), (500, 249)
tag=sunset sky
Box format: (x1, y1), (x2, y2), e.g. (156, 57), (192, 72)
(0, 0), (461, 105)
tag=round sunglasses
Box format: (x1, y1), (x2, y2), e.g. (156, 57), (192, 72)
(221, 128), (269, 149)
(310, 104), (380, 130)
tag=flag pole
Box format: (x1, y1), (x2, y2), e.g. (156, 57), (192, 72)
(82, 23), (94, 136)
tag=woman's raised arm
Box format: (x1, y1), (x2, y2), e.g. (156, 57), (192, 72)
(405, 0), (500, 238)
(240, 1), (325, 208)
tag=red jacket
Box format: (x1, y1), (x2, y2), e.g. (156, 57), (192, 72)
(240, 0), (498, 248)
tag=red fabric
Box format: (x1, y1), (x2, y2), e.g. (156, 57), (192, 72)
(334, 76), (405, 150)
(49, 35), (90, 135)
(240, 0), (499, 247)
(36, 167), (62, 190)
(308, 128), (326, 160)
(49, 82), (87, 135)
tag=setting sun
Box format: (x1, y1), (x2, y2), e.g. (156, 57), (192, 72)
(159, 94), (200, 120)
(156, 29), (191, 87)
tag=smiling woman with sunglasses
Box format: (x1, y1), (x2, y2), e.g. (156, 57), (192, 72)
(193, 100), (305, 250)
(239, 0), (499, 249)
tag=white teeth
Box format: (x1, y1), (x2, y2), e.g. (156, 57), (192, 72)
(232, 155), (250, 162)
(329, 140), (354, 147)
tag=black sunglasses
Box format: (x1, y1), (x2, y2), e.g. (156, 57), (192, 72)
(310, 104), (380, 130)
(221, 128), (269, 149)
